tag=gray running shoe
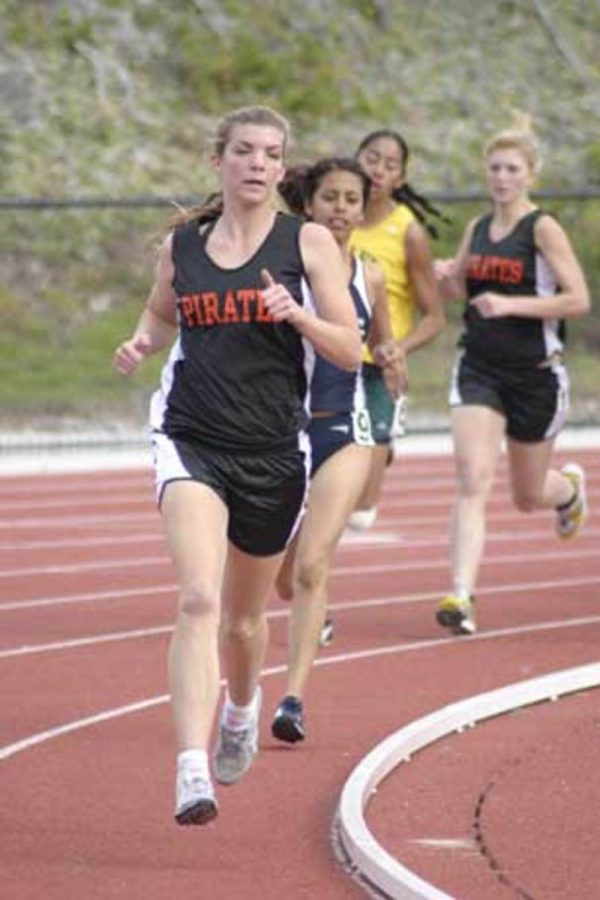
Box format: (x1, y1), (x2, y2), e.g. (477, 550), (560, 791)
(214, 687), (262, 785)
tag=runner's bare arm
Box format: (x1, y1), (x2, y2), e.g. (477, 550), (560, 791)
(261, 222), (361, 371)
(113, 235), (178, 376)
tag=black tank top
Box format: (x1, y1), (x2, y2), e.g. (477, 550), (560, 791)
(151, 212), (313, 452)
(461, 210), (565, 368)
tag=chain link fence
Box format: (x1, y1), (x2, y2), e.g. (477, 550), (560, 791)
(1, 191), (599, 451)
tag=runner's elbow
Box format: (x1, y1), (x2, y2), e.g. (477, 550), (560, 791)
(340, 333), (362, 371)
(576, 289), (591, 317)
(564, 289), (591, 318)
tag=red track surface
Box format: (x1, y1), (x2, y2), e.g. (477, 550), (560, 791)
(1, 448), (598, 899)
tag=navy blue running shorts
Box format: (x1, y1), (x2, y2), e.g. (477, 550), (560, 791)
(449, 353), (570, 443)
(152, 432), (309, 556)
(308, 410), (373, 478)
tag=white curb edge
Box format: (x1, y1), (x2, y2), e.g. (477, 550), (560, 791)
(335, 661), (600, 899)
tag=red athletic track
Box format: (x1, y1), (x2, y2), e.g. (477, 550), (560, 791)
(0, 448), (598, 899)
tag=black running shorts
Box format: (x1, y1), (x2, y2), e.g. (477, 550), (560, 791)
(449, 353), (570, 443)
(152, 432), (309, 556)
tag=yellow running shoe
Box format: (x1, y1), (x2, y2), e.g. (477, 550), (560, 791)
(436, 594), (476, 635)
(556, 463), (588, 539)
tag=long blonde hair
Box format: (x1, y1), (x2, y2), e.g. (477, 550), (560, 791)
(170, 106), (291, 229)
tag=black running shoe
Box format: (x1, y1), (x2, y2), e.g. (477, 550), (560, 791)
(271, 695), (306, 744)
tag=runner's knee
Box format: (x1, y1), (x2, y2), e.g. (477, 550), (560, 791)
(221, 612), (265, 643)
(294, 555), (329, 596)
(178, 580), (220, 619)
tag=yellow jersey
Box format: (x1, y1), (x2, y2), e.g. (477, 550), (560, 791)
(349, 204), (416, 363)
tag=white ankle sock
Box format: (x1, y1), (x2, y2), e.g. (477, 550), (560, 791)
(221, 690), (258, 731)
(347, 507), (378, 531)
(177, 748), (209, 774)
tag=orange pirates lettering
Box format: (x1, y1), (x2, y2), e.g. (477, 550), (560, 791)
(467, 254), (524, 286)
(178, 288), (277, 327)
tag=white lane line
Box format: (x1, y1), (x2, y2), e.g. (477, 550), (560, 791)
(326, 574), (600, 617)
(379, 490), (600, 513)
(1, 525), (599, 580)
(331, 546), (600, 577)
(335, 661), (600, 900)
(2, 575), (599, 658)
(0, 695), (170, 762)
(376, 471), (600, 494)
(0, 512), (153, 530)
(0, 625), (171, 658)
(0, 450), (152, 477)
(0, 492), (149, 513)
(2, 491), (598, 531)
(0, 533), (163, 552)
(0, 555), (170, 579)
(0, 568), (596, 613)
(3, 615), (600, 763)
(0, 465), (596, 510)
(0, 510), (552, 552)
(411, 839), (477, 850)
(0, 583), (175, 612)
(0, 475), (149, 498)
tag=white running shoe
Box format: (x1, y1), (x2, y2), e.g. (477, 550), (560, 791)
(319, 617), (334, 646)
(556, 463), (588, 539)
(175, 766), (218, 826)
(346, 507), (378, 531)
(214, 687), (262, 785)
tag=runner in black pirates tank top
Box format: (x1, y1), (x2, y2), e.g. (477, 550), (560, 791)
(151, 211), (314, 452)
(461, 209), (564, 369)
(112, 106), (362, 829)
(435, 129), (590, 641)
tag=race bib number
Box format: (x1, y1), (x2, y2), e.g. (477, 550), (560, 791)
(352, 408), (374, 446)
(390, 394), (407, 439)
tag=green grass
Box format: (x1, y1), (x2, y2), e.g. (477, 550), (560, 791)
(3, 0), (600, 426)
(1, 197), (598, 428)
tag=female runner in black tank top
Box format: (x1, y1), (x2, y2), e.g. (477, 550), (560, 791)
(433, 129), (590, 638)
(113, 106), (361, 826)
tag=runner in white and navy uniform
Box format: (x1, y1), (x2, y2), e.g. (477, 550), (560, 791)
(434, 129), (590, 639)
(269, 158), (404, 744)
(307, 254), (374, 476)
(113, 109), (361, 827)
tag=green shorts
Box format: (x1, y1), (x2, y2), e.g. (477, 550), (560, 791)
(362, 363), (397, 445)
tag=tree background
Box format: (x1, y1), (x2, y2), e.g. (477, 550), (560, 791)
(1, 0), (599, 428)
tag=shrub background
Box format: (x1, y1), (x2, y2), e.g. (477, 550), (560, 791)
(1, 0), (598, 427)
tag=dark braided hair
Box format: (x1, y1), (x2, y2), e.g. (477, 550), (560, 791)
(277, 165), (311, 215)
(356, 129), (451, 238)
(278, 157), (371, 216)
